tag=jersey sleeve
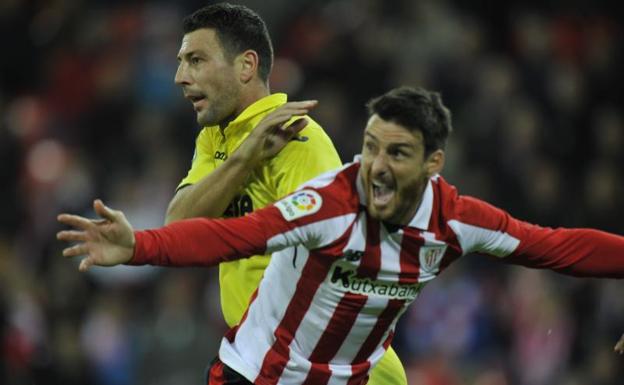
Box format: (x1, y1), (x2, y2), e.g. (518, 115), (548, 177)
(270, 118), (342, 199)
(176, 129), (214, 191)
(448, 195), (624, 278)
(130, 177), (357, 267)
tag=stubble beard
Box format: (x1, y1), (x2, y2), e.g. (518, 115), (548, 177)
(196, 85), (241, 128)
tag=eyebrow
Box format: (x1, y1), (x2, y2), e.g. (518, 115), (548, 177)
(364, 131), (415, 148)
(177, 50), (199, 62)
(364, 131), (378, 141)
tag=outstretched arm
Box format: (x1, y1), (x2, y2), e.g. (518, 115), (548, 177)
(58, 200), (282, 270)
(165, 101), (317, 224)
(58, 192), (323, 270)
(452, 196), (624, 278)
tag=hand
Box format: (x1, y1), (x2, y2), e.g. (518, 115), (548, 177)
(615, 333), (624, 354)
(233, 100), (318, 165)
(57, 199), (135, 272)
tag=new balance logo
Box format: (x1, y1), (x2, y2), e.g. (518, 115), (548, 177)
(343, 249), (364, 262)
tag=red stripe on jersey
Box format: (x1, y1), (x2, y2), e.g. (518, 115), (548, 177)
(398, 228), (424, 284)
(357, 216), (380, 279)
(346, 361), (371, 385)
(352, 299), (404, 363)
(255, 253), (336, 384)
(302, 293), (369, 384)
(208, 359), (226, 385)
(301, 363), (331, 385)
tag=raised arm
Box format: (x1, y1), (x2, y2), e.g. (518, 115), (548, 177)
(165, 101), (317, 224)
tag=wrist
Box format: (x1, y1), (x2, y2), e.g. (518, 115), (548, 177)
(230, 147), (261, 168)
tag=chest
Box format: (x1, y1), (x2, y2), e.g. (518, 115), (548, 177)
(327, 212), (461, 291)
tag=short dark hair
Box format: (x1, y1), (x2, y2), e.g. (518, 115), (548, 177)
(183, 3), (274, 83)
(366, 86), (453, 156)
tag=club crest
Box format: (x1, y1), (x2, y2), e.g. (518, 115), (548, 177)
(419, 245), (447, 273)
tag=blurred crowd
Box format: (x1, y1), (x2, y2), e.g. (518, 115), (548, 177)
(1, 0), (623, 384)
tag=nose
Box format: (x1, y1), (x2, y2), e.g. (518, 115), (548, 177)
(174, 62), (190, 86)
(370, 153), (389, 178)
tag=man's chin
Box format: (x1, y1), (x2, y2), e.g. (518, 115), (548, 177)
(368, 204), (393, 222)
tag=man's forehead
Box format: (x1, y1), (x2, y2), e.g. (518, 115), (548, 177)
(365, 115), (423, 145)
(178, 28), (219, 55)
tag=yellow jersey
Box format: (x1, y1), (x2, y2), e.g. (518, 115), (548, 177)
(178, 93), (341, 326)
(178, 93), (407, 385)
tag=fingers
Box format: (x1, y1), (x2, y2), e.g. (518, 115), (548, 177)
(257, 100), (318, 130)
(62, 243), (89, 258)
(283, 118), (309, 136)
(57, 213), (94, 230)
(57, 230), (88, 242)
(79, 257), (95, 272)
(93, 199), (118, 222)
(614, 334), (624, 354)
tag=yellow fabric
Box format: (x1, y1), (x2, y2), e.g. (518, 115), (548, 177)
(177, 93), (407, 385)
(368, 346), (407, 385)
(178, 93), (341, 326)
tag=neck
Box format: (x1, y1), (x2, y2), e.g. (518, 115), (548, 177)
(219, 81), (270, 131)
(396, 180), (428, 226)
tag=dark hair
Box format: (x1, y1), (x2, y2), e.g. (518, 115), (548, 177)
(183, 3), (274, 83)
(366, 86), (452, 156)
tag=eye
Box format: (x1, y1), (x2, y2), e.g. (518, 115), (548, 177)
(190, 56), (202, 65)
(390, 149), (408, 160)
(364, 141), (376, 152)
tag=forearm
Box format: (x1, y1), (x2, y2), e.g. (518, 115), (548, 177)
(130, 216), (270, 267)
(165, 155), (255, 223)
(506, 227), (624, 278)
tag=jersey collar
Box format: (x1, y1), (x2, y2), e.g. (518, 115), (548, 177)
(354, 155), (434, 231)
(225, 93), (288, 131)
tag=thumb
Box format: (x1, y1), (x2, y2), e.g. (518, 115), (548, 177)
(93, 199), (118, 222)
(79, 257), (94, 272)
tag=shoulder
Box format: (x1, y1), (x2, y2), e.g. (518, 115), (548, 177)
(433, 176), (509, 231)
(276, 163), (360, 218)
(269, 116), (342, 178)
(282, 115), (338, 156)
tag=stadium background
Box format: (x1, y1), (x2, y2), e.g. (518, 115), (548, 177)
(1, 0), (623, 384)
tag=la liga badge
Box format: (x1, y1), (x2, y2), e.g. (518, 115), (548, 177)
(276, 190), (323, 221)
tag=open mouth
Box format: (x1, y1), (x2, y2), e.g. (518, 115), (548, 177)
(186, 93), (207, 109)
(372, 181), (395, 206)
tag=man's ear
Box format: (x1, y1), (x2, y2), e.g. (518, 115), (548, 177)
(425, 149), (445, 177)
(237, 50), (259, 83)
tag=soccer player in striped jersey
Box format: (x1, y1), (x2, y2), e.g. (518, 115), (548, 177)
(58, 86), (624, 385)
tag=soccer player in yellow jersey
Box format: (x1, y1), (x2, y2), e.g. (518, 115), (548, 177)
(166, 4), (407, 384)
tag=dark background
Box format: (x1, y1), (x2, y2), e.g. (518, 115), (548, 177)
(1, 0), (623, 384)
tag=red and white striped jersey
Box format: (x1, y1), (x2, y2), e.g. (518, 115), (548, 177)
(132, 159), (624, 385)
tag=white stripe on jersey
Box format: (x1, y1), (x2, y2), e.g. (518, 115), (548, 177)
(448, 219), (520, 257)
(266, 214), (357, 251)
(378, 225), (403, 283)
(332, 295), (389, 361)
(219, 246), (313, 382)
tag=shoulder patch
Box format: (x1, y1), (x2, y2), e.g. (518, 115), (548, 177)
(275, 190), (323, 221)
